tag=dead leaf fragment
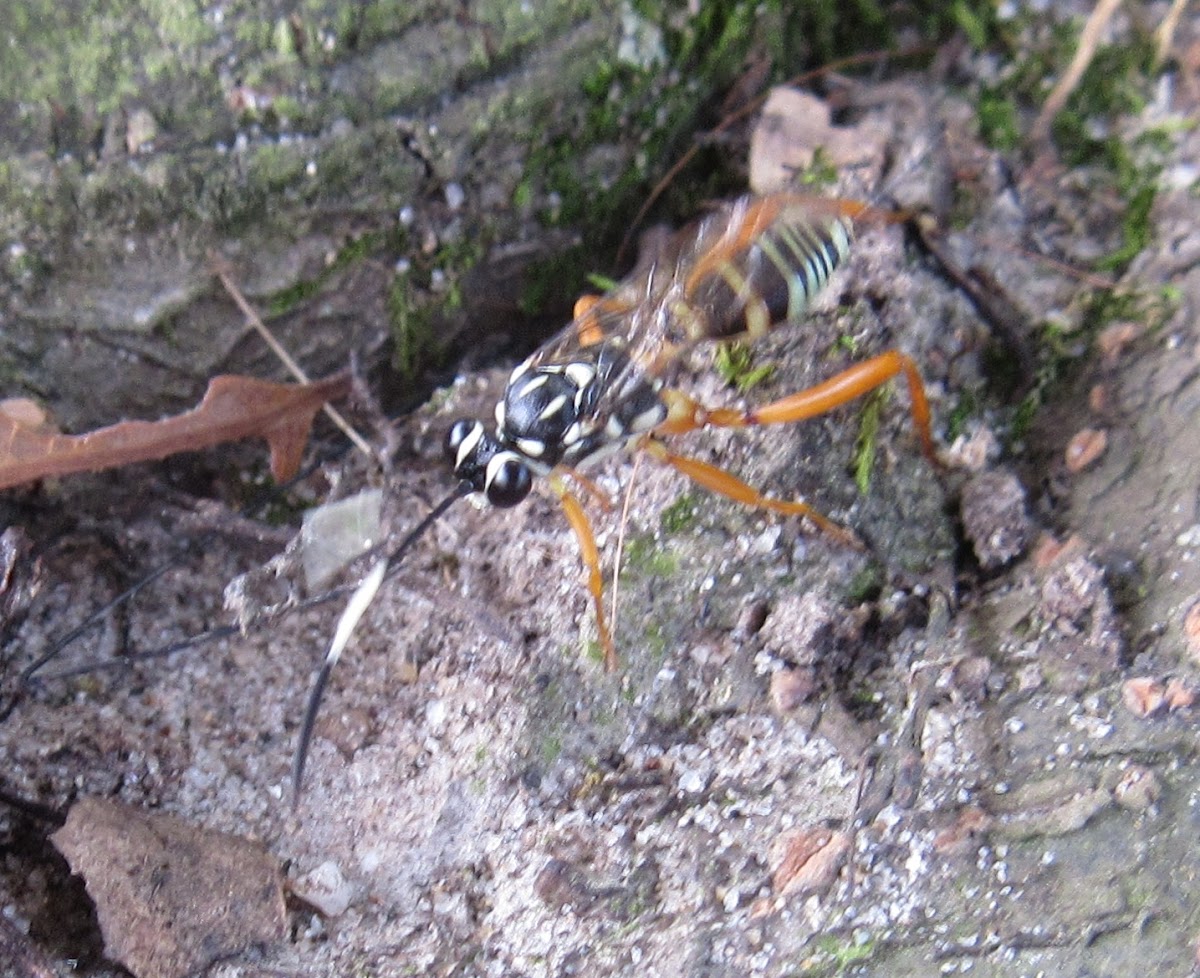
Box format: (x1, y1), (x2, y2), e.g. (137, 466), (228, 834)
(51, 797), (286, 978)
(1184, 599), (1200, 662)
(1122, 677), (1167, 718)
(0, 372), (350, 490)
(1064, 427), (1107, 473)
(749, 87), (886, 194)
(768, 827), (851, 898)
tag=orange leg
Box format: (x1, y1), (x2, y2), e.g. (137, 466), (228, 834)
(640, 440), (863, 550)
(550, 475), (618, 671)
(656, 350), (937, 463)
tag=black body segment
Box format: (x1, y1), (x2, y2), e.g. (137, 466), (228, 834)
(446, 193), (863, 499)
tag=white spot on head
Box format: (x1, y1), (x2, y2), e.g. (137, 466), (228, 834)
(484, 451), (518, 490)
(509, 361), (530, 386)
(516, 437), (545, 458)
(454, 422), (484, 469)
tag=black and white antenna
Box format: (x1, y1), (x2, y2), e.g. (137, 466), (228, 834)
(291, 482), (469, 806)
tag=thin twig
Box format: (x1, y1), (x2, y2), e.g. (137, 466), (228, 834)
(1031, 0), (1126, 145)
(1153, 0), (1192, 69)
(212, 258), (377, 462)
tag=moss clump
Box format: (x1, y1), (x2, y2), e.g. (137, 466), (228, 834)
(622, 535), (681, 579)
(714, 342), (776, 394)
(659, 493), (699, 535)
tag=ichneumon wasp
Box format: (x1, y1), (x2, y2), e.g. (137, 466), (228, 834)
(443, 192), (936, 672)
(5, 191), (939, 804)
(265, 190), (940, 799)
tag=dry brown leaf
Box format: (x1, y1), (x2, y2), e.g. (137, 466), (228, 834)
(749, 87), (888, 195)
(0, 372), (351, 490)
(51, 797), (286, 978)
(768, 827), (851, 898)
(1123, 677), (1167, 718)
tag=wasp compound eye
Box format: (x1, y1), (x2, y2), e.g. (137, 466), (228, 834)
(445, 418), (480, 466)
(485, 453), (532, 507)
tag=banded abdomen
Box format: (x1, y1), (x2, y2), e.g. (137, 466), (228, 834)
(669, 194), (859, 347)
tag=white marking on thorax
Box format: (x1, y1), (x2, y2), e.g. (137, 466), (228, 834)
(516, 437), (546, 458)
(538, 393), (569, 422)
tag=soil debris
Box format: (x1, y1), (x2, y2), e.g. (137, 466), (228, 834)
(50, 798), (286, 978)
(960, 469), (1032, 570)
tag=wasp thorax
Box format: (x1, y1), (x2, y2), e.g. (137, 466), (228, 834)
(444, 418), (533, 508)
(498, 361), (596, 466)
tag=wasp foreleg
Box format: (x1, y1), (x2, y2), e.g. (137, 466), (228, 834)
(550, 475), (618, 671)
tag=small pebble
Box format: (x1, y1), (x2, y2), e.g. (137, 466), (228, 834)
(1065, 428), (1107, 472)
(1113, 765), (1160, 811)
(1165, 678), (1196, 711)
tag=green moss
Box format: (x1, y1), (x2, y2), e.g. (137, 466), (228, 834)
(659, 493), (699, 534)
(844, 563), (883, 604)
(519, 246), (593, 318)
(387, 273), (441, 383)
(794, 932), (877, 975)
(0, 1), (214, 120)
(852, 387), (884, 495)
(944, 388), (979, 443)
(714, 342), (776, 394)
(796, 146), (840, 188)
(540, 733), (563, 765)
(976, 85), (1022, 151)
(386, 230), (487, 382)
(266, 228), (388, 317)
(1008, 284), (1176, 444)
(948, 0), (999, 50)
(622, 534), (680, 579)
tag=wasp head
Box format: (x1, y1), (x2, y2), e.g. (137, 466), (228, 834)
(444, 419), (533, 508)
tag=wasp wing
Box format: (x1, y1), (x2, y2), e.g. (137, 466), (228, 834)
(526, 194), (877, 434)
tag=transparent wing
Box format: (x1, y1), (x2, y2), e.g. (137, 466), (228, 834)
(525, 193), (882, 432)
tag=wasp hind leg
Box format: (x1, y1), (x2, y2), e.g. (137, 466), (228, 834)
(645, 350), (938, 547)
(656, 350), (937, 463)
(640, 439), (864, 550)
